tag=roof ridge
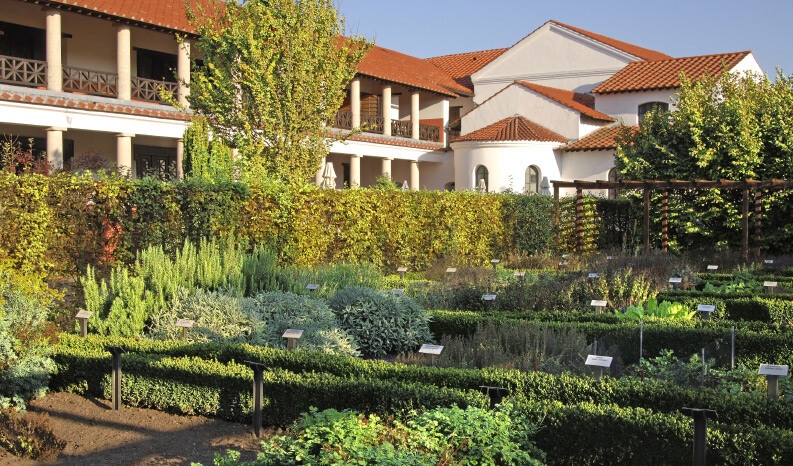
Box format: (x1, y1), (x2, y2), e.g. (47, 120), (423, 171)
(426, 47), (510, 61)
(549, 19), (671, 61)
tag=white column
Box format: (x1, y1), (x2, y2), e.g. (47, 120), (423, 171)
(176, 138), (184, 179)
(382, 85), (392, 137)
(45, 9), (62, 92)
(116, 25), (131, 100)
(411, 91), (420, 139)
(350, 154), (361, 188)
(177, 39), (190, 107)
(116, 133), (134, 177)
(441, 98), (450, 145)
(315, 156), (326, 186)
(46, 127), (65, 170)
(351, 77), (361, 129)
(410, 160), (419, 191)
(381, 158), (392, 180)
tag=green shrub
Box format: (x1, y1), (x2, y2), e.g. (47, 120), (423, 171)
(147, 288), (249, 343)
(615, 298), (696, 320)
(81, 265), (150, 337)
(242, 292), (359, 356)
(328, 287), (433, 357)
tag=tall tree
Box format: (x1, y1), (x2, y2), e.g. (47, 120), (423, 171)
(187, 0), (370, 185)
(616, 70), (793, 251)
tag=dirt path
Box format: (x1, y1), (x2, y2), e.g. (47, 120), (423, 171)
(1, 392), (267, 466)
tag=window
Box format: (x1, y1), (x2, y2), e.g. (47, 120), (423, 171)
(136, 48), (177, 82)
(638, 101), (669, 124)
(525, 165), (540, 193)
(475, 165), (488, 192)
(608, 167), (621, 199)
(135, 145), (176, 180)
(0, 21), (46, 60)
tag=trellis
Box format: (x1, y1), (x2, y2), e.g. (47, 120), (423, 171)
(551, 179), (793, 258)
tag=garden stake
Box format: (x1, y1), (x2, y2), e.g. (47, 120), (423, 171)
(701, 348), (706, 388)
(767, 375), (780, 400)
(681, 408), (717, 466)
(105, 346), (127, 411)
(731, 326), (735, 370)
(639, 322), (643, 362)
(244, 361), (267, 437)
(479, 386), (509, 409)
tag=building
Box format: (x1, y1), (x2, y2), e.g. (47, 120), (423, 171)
(0, 1), (763, 191)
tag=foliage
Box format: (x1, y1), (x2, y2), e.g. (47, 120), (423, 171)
(328, 287), (433, 357)
(615, 298), (696, 321)
(616, 69), (793, 252)
(81, 265), (150, 337)
(222, 404), (543, 466)
(0, 409), (65, 460)
(0, 271), (58, 409)
(148, 288), (249, 343)
(183, 116), (237, 183)
(187, 0), (371, 184)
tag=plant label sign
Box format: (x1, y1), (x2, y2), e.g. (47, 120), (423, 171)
(419, 344), (444, 355)
(765, 259), (774, 265)
(175, 319), (194, 328)
(75, 310), (93, 319)
(397, 267), (408, 273)
(588, 273), (600, 279)
(697, 305), (716, 313)
(446, 267), (457, 273)
(558, 261), (568, 267)
(514, 271), (526, 278)
(606, 255), (614, 260)
(561, 254), (569, 259)
(590, 300), (608, 308)
(305, 284), (320, 291)
(707, 265), (718, 271)
(585, 355), (613, 368)
(392, 288), (405, 296)
(282, 329), (304, 339)
(490, 259), (500, 265)
(758, 364), (789, 377)
(764, 281), (778, 288)
(482, 294), (497, 301)
(669, 277), (683, 284)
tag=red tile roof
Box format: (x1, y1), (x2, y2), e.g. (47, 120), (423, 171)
(0, 89), (191, 120)
(564, 125), (637, 152)
(21, 0), (216, 34)
(591, 51), (753, 94)
(515, 81), (614, 122)
(345, 133), (444, 150)
(550, 20), (671, 62)
(453, 115), (567, 143)
(427, 48), (509, 92)
(357, 45), (471, 97)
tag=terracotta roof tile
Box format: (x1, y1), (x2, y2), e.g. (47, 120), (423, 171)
(550, 20), (671, 62)
(357, 44), (471, 97)
(564, 125), (637, 152)
(592, 51), (752, 94)
(515, 81), (614, 122)
(427, 48), (508, 92)
(22, 0), (217, 34)
(453, 115), (567, 143)
(0, 89), (190, 120)
(345, 134), (444, 151)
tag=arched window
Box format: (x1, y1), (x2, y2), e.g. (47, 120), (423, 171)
(608, 167), (621, 199)
(475, 165), (489, 192)
(525, 166), (540, 193)
(638, 101), (669, 124)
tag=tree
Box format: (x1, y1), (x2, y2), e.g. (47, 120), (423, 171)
(616, 69), (793, 251)
(186, 0), (370, 185)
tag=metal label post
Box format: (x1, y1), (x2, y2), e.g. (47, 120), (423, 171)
(479, 386), (510, 409)
(681, 408), (717, 466)
(104, 346), (127, 411)
(244, 361), (267, 437)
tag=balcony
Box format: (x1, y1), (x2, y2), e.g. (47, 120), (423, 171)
(333, 110), (441, 143)
(0, 54), (176, 104)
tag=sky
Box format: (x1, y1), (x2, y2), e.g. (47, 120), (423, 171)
(335, 0), (791, 78)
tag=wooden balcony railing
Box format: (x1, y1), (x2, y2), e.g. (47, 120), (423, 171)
(334, 110), (353, 129)
(332, 110), (441, 143)
(391, 120), (411, 138)
(361, 114), (383, 133)
(63, 66), (117, 97)
(419, 123), (441, 142)
(131, 77), (177, 103)
(0, 54), (46, 87)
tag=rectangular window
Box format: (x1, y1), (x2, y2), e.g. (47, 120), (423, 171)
(136, 48), (177, 82)
(0, 21), (46, 60)
(134, 145), (176, 179)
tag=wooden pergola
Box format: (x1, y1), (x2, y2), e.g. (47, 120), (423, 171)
(551, 179), (793, 258)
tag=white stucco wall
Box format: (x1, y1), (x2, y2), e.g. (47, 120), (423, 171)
(461, 84), (581, 140)
(559, 149), (616, 196)
(471, 22), (637, 103)
(594, 89), (679, 126)
(451, 140), (562, 192)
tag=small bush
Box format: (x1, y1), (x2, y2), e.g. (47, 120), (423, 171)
(0, 409), (65, 460)
(329, 287), (433, 358)
(147, 288), (249, 343)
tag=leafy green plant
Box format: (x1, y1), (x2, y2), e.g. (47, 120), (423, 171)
(615, 298), (695, 321)
(328, 287), (433, 358)
(0, 409), (65, 460)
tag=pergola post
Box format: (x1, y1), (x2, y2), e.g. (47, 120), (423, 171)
(643, 188), (651, 254)
(575, 187), (584, 253)
(754, 189), (762, 258)
(661, 189), (669, 253)
(742, 187), (750, 260)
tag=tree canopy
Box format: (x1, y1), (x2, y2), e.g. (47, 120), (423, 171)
(615, 70), (793, 251)
(186, 0), (371, 185)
